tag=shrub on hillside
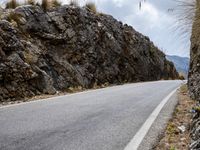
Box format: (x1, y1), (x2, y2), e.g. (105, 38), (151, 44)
(7, 11), (23, 26)
(27, 0), (36, 5)
(179, 73), (185, 80)
(5, 0), (19, 9)
(173, 0), (196, 38)
(85, 2), (97, 13)
(52, 0), (61, 7)
(41, 0), (49, 11)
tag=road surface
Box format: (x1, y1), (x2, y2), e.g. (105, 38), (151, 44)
(0, 80), (182, 150)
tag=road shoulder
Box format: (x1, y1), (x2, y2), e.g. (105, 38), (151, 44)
(138, 90), (178, 150)
(138, 85), (195, 150)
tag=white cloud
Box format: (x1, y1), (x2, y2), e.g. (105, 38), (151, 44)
(125, 2), (175, 30)
(124, 2), (160, 30)
(137, 2), (159, 22)
(111, 0), (126, 7)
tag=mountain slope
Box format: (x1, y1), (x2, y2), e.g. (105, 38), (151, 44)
(166, 55), (189, 78)
(0, 5), (178, 102)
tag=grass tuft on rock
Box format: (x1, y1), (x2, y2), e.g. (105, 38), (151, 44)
(178, 73), (185, 80)
(26, 0), (36, 5)
(85, 2), (97, 13)
(41, 0), (50, 11)
(5, 0), (19, 9)
(52, 0), (61, 7)
(180, 84), (188, 93)
(7, 11), (22, 26)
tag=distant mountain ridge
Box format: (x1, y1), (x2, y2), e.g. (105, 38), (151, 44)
(166, 55), (190, 78)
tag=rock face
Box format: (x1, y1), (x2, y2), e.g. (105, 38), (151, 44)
(189, 3), (200, 149)
(190, 105), (200, 150)
(0, 5), (178, 102)
(188, 2), (200, 101)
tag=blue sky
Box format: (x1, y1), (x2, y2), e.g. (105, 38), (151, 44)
(61, 0), (191, 57)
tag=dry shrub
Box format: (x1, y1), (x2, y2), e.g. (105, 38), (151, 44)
(5, 0), (19, 9)
(179, 73), (185, 80)
(27, 0), (36, 5)
(173, 0), (196, 39)
(85, 2), (97, 13)
(69, 0), (79, 6)
(41, 0), (50, 11)
(7, 11), (22, 25)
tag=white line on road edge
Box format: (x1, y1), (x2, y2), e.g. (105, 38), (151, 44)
(124, 87), (179, 150)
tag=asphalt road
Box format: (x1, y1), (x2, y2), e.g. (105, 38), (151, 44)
(0, 80), (182, 150)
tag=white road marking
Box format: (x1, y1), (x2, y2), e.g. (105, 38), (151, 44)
(124, 87), (179, 150)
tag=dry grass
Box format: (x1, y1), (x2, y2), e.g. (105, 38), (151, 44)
(178, 72), (186, 80)
(7, 11), (23, 26)
(5, 0), (62, 9)
(26, 0), (35, 5)
(51, 0), (61, 7)
(155, 84), (195, 150)
(85, 2), (97, 13)
(23, 51), (38, 64)
(5, 0), (19, 9)
(172, 0), (196, 40)
(41, 0), (50, 11)
(180, 84), (188, 93)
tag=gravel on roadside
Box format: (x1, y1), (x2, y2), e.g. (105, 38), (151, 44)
(155, 85), (196, 150)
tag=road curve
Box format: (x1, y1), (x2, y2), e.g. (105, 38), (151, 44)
(0, 80), (182, 150)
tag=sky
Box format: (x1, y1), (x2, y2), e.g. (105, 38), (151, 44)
(61, 0), (191, 57)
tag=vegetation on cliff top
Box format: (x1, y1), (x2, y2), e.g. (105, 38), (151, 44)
(3, 0), (97, 13)
(5, 0), (19, 9)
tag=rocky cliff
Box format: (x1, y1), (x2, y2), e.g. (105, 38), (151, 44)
(0, 5), (178, 102)
(188, 1), (200, 101)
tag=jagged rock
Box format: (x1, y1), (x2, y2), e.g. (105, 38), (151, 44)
(189, 103), (200, 150)
(190, 140), (200, 150)
(190, 114), (200, 149)
(0, 5), (179, 101)
(188, 1), (200, 101)
(188, 3), (200, 149)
